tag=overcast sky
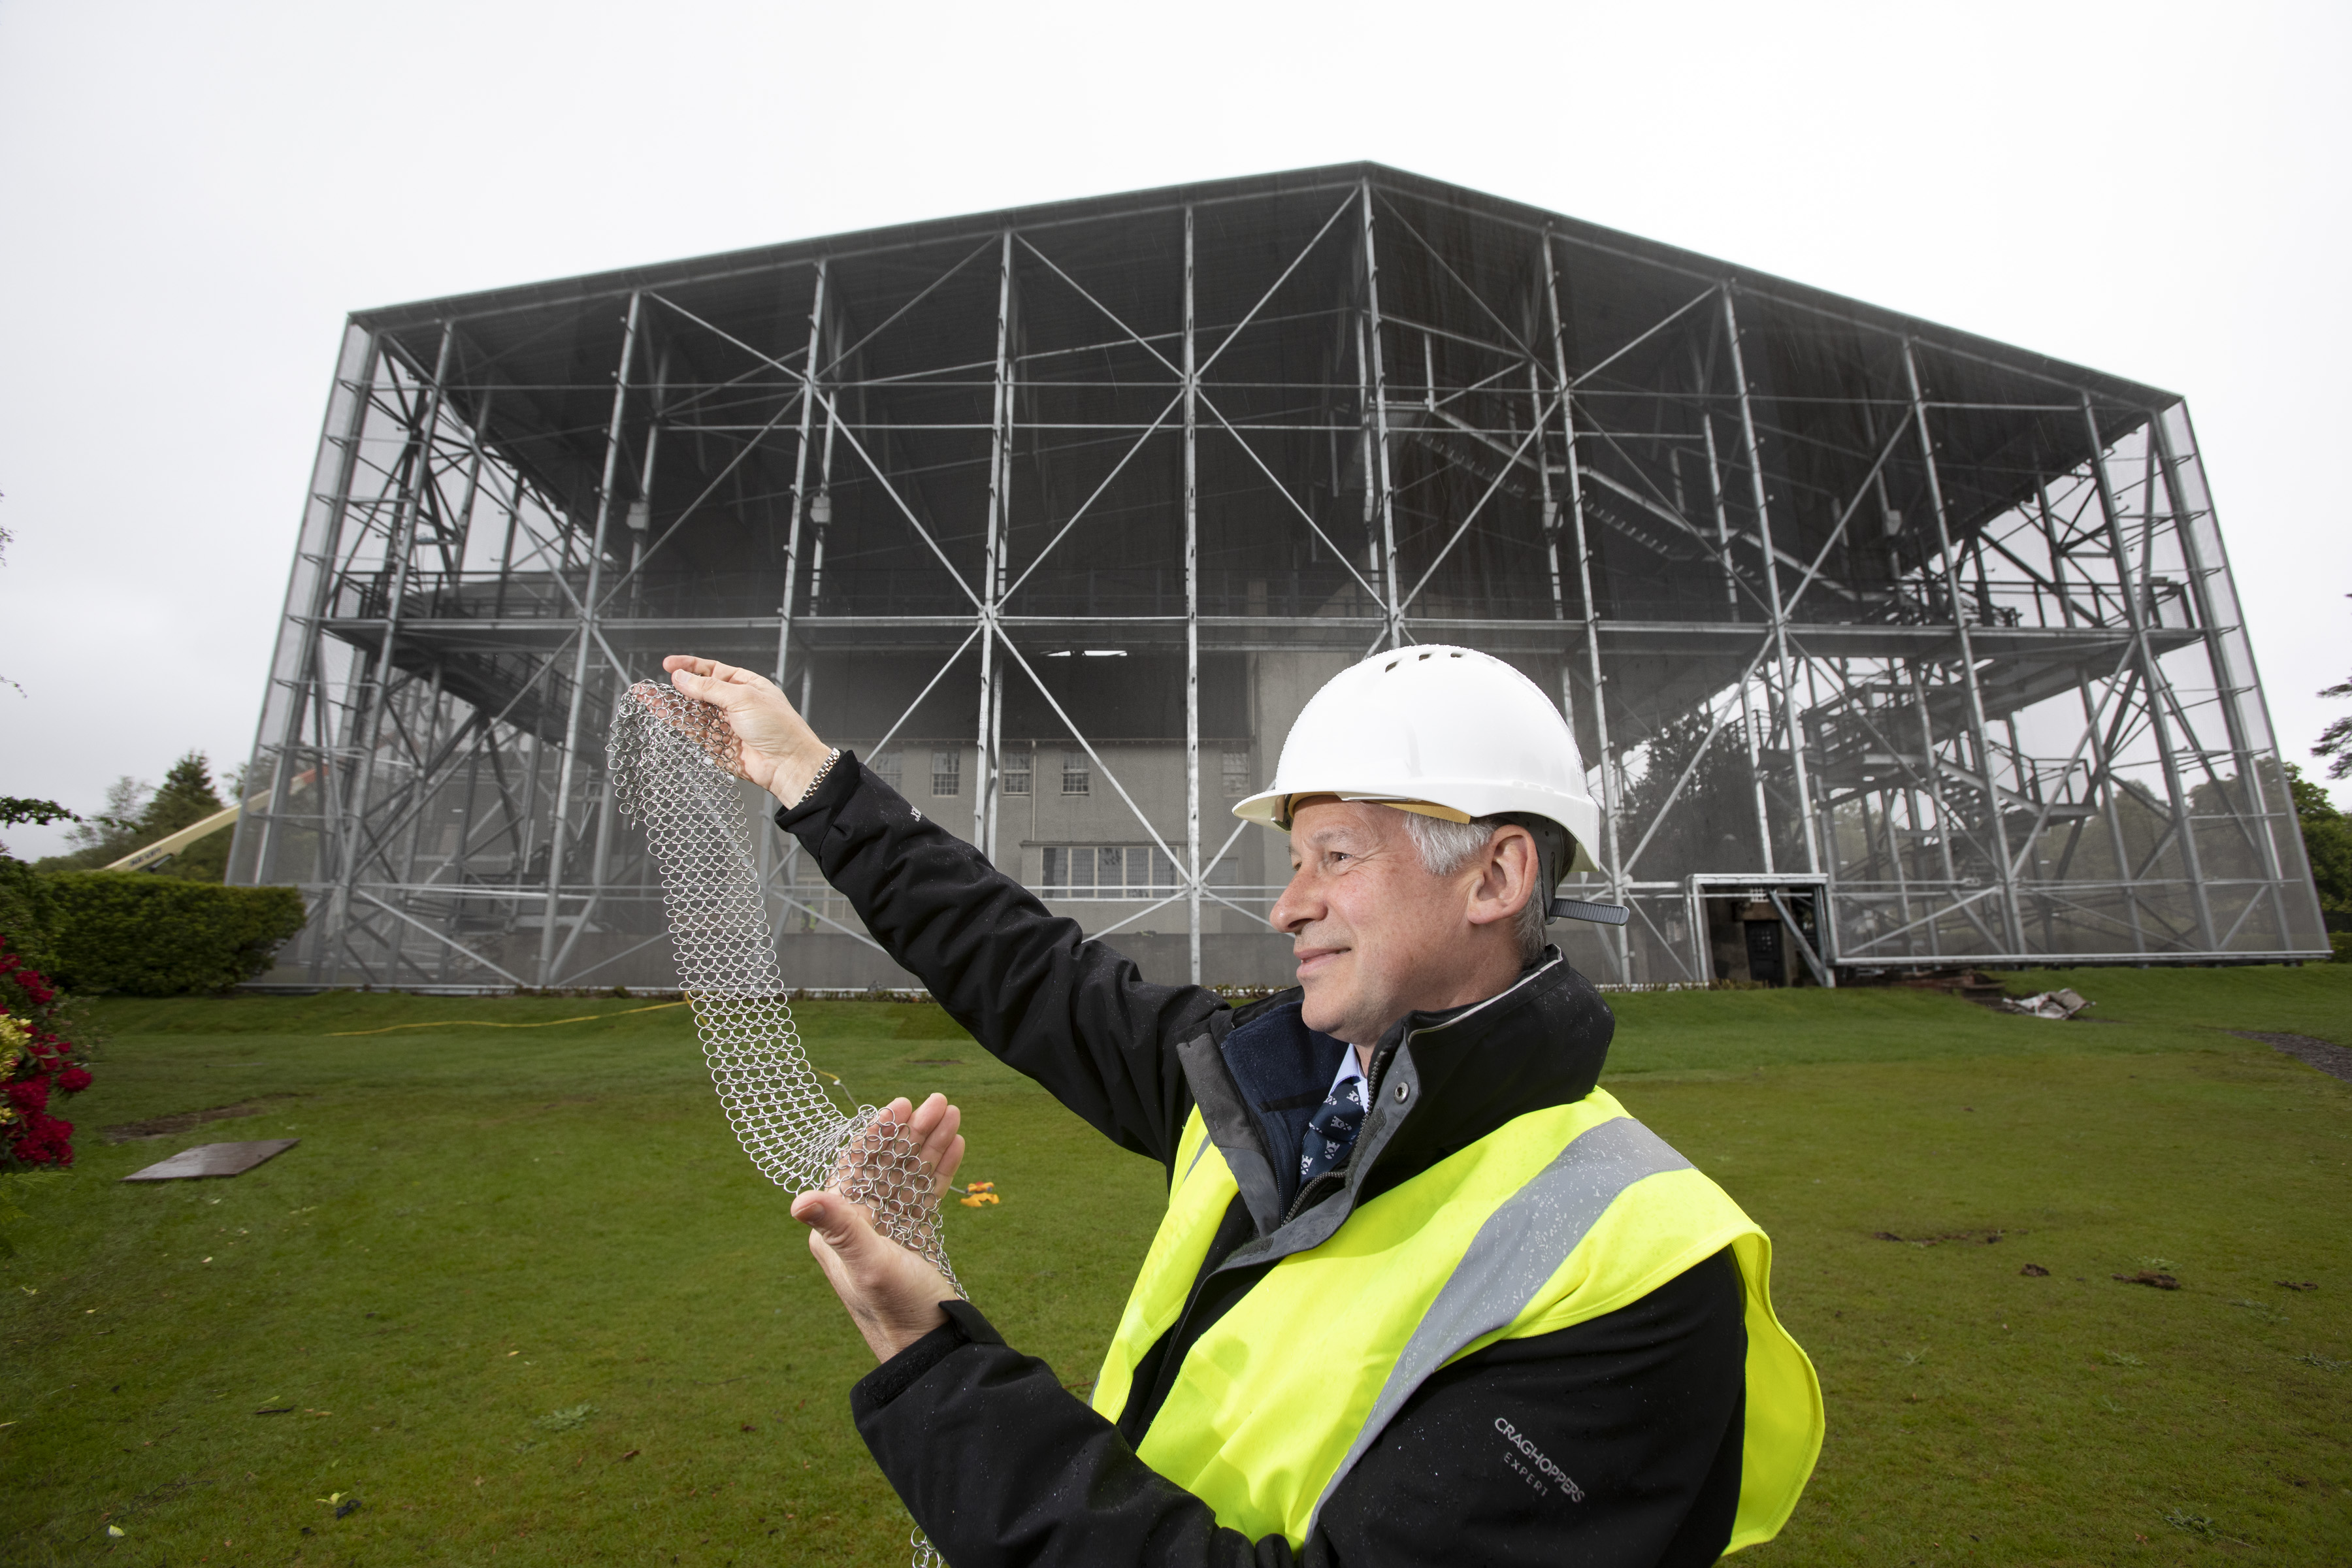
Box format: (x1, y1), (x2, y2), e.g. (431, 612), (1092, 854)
(3, 0), (2346, 862)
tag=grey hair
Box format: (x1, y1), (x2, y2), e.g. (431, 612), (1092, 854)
(1397, 811), (1550, 964)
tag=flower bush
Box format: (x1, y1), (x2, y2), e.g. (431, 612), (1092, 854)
(1, 937), (92, 1169)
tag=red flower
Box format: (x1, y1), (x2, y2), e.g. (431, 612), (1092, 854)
(57, 1066), (91, 1094)
(1, 952), (57, 1007)
(7, 1077), (50, 1114)
(9, 1111), (74, 1166)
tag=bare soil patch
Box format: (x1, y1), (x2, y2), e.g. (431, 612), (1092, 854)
(101, 1094), (298, 1143)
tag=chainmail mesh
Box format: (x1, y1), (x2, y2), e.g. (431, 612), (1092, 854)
(607, 680), (960, 1289)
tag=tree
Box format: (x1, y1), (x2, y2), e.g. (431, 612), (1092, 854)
(1616, 707), (1779, 879)
(144, 753), (227, 834)
(2314, 593), (2351, 782)
(42, 777), (152, 871)
(2288, 763), (2351, 932)
(37, 753), (233, 880)
(144, 753), (233, 881)
(2317, 679), (2351, 781)
(0, 798), (76, 857)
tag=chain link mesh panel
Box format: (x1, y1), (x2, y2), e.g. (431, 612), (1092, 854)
(607, 680), (960, 1286)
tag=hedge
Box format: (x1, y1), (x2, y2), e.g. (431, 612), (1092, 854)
(43, 873), (308, 995)
(0, 857), (59, 973)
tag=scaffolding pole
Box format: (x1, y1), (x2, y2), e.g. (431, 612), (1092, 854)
(1360, 180), (1403, 650)
(976, 233), (1013, 856)
(1184, 203), (1204, 985)
(335, 321), (453, 983)
(1701, 411), (1776, 874)
(777, 261), (827, 688)
(1903, 338), (2024, 953)
(257, 329), (380, 887)
(2080, 395), (2215, 949)
(2148, 411), (2291, 908)
(1722, 287), (1823, 880)
(540, 291), (643, 981)
(1541, 234), (1629, 980)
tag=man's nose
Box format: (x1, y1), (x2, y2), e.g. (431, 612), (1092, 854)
(1269, 869), (1316, 935)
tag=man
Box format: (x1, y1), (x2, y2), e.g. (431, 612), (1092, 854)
(664, 644), (1821, 1567)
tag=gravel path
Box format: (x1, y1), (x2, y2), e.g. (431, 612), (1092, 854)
(2232, 1030), (2352, 1084)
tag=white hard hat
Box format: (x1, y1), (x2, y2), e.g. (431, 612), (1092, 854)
(1234, 645), (1604, 877)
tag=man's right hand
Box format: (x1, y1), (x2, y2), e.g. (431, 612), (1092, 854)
(793, 1092), (968, 1364)
(662, 655), (835, 808)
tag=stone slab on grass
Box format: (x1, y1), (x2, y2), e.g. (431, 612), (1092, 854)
(119, 1138), (300, 1181)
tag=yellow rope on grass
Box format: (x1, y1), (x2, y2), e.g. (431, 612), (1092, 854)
(327, 1000), (691, 1037)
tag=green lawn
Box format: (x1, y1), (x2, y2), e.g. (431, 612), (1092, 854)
(3, 966), (2347, 1566)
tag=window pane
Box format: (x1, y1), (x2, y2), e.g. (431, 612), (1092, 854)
(931, 748), (961, 797)
(1041, 843), (1203, 897)
(1062, 750), (1090, 795)
(870, 751), (902, 791)
(1002, 749), (1032, 796)
(1221, 749), (1250, 797)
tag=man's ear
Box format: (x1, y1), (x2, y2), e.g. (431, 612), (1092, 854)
(1464, 825), (1538, 928)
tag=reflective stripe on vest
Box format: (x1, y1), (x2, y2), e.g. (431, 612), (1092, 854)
(1094, 1089), (1823, 1552)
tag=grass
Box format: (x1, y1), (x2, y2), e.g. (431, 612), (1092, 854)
(3, 966), (2347, 1566)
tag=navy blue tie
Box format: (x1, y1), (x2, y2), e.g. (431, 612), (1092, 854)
(1298, 1075), (1368, 1184)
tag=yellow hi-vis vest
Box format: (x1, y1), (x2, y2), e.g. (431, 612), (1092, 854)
(1091, 1087), (1823, 1552)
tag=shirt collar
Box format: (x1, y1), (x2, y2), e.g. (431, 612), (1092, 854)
(1326, 1045), (1367, 1101)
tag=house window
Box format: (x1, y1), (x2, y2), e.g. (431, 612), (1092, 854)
(1041, 845), (1179, 898)
(1061, 750), (1090, 796)
(1002, 749), (1032, 796)
(870, 750), (902, 792)
(1221, 749), (1251, 798)
(1041, 845), (1087, 894)
(932, 749), (961, 797)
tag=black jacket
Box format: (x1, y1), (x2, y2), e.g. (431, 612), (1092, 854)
(778, 757), (1746, 1567)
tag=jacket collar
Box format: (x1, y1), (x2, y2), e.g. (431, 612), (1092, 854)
(1354, 949), (1614, 1205)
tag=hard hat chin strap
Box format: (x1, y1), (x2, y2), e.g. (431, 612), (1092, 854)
(1501, 813), (1626, 925)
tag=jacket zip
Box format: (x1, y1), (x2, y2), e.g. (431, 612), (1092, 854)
(1282, 1168), (1347, 1226)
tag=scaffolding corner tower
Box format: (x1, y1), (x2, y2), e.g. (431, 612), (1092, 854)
(231, 162), (2332, 992)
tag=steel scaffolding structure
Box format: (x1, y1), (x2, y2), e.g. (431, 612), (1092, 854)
(229, 163), (2330, 990)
